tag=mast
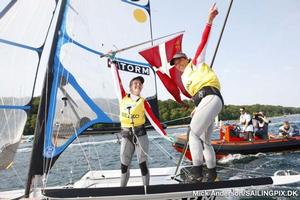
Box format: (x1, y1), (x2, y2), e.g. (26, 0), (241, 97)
(24, 0), (68, 197)
(147, 0), (160, 119)
(210, 0), (234, 69)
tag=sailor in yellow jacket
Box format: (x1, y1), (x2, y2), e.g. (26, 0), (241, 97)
(109, 60), (171, 187)
(170, 4), (223, 182)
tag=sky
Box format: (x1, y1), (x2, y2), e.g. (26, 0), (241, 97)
(1, 0), (300, 107)
(150, 0), (300, 107)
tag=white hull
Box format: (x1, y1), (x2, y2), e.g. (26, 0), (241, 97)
(1, 166), (299, 200)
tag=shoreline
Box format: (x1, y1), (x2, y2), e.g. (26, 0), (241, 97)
(22, 114), (300, 136)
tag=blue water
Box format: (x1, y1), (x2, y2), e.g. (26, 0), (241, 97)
(1, 115), (300, 199)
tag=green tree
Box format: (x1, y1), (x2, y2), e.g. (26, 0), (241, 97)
(22, 96), (300, 134)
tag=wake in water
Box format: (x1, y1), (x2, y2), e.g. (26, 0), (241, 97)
(218, 153), (266, 164)
(218, 149), (300, 165)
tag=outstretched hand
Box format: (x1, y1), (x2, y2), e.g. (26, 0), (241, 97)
(107, 50), (117, 60)
(208, 3), (219, 25)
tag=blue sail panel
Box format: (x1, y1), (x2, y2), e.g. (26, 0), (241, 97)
(43, 0), (161, 158)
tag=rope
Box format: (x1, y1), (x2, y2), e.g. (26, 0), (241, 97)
(151, 138), (177, 161)
(150, 137), (193, 179)
(133, 133), (153, 160)
(162, 116), (191, 125)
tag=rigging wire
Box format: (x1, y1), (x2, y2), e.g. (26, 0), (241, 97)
(162, 116), (191, 125)
(136, 135), (153, 160)
(12, 164), (25, 188)
(43, 66), (67, 187)
(0, 98), (12, 142)
(90, 135), (108, 184)
(150, 137), (193, 178)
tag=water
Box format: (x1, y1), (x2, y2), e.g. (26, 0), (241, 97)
(1, 115), (300, 199)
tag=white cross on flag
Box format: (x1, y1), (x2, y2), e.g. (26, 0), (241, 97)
(139, 34), (191, 104)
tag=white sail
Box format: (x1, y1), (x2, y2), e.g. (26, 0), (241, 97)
(0, 0), (56, 169)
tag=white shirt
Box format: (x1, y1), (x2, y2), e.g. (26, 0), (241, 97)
(279, 125), (294, 137)
(240, 112), (254, 132)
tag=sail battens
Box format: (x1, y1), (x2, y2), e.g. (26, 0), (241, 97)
(121, 0), (150, 12)
(0, 0), (17, 19)
(62, 34), (103, 56)
(0, 38), (42, 52)
(0, 105), (31, 110)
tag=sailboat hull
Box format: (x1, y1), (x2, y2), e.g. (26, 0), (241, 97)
(42, 167), (299, 199)
(43, 175), (299, 200)
(1, 167), (299, 199)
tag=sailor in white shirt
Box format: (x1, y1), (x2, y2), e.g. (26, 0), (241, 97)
(239, 107), (254, 140)
(279, 121), (294, 137)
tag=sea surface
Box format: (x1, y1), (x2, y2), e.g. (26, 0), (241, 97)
(1, 115), (300, 199)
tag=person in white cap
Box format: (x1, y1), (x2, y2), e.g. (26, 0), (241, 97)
(108, 60), (171, 187)
(170, 3), (223, 182)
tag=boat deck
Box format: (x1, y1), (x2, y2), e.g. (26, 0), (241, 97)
(74, 167), (180, 188)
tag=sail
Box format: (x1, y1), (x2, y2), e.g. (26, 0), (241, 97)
(0, 0), (16, 18)
(0, 0), (56, 170)
(26, 0), (168, 179)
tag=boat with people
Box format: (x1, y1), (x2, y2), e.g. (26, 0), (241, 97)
(1, 0), (300, 199)
(174, 123), (300, 160)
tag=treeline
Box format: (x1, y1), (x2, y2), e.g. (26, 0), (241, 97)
(23, 97), (300, 135)
(23, 97), (40, 136)
(158, 100), (300, 125)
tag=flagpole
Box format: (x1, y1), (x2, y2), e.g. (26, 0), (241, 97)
(210, 0), (234, 69)
(148, 0), (154, 46)
(147, 0), (162, 119)
(100, 30), (184, 58)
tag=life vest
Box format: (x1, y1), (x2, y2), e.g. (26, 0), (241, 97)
(182, 62), (221, 97)
(119, 94), (145, 128)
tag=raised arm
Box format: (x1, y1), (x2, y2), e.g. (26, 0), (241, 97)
(192, 24), (211, 66)
(109, 60), (126, 101)
(144, 100), (173, 143)
(192, 3), (218, 67)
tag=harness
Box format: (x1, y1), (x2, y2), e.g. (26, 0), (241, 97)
(192, 86), (224, 107)
(120, 125), (147, 144)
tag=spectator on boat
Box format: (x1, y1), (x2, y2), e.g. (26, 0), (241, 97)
(239, 107), (254, 140)
(279, 121), (294, 137)
(169, 4), (223, 183)
(253, 111), (270, 140)
(109, 61), (170, 187)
